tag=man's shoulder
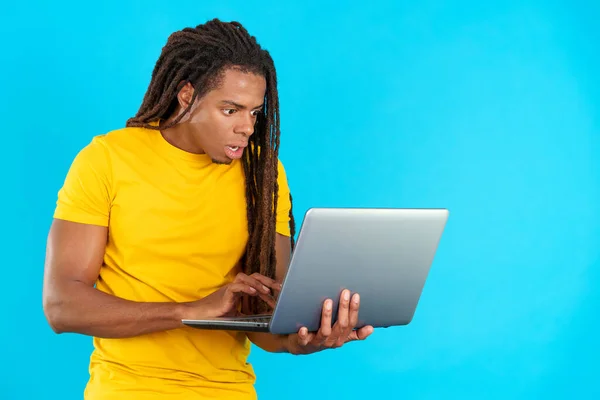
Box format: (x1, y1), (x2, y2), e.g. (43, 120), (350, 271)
(68, 126), (151, 175)
(82, 125), (150, 156)
(98, 125), (149, 148)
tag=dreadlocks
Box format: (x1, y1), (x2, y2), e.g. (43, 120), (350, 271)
(126, 19), (296, 313)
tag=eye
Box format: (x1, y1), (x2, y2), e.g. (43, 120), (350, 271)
(251, 109), (262, 117)
(222, 109), (236, 115)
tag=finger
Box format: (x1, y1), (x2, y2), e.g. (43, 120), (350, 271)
(297, 327), (313, 346)
(229, 282), (276, 308)
(250, 273), (283, 292)
(314, 299), (333, 344)
(334, 293), (360, 346)
(258, 293), (277, 309)
(327, 289), (349, 346)
(228, 282), (258, 296)
(241, 276), (280, 307)
(236, 275), (279, 308)
(348, 293), (360, 328)
(331, 290), (353, 346)
(236, 273), (271, 294)
(348, 325), (374, 341)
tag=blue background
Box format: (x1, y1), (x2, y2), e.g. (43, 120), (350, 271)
(2, 0), (599, 398)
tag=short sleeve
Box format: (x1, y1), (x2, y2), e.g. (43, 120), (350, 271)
(53, 137), (112, 227)
(275, 159), (292, 236)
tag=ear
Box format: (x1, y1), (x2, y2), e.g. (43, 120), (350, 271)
(176, 81), (195, 109)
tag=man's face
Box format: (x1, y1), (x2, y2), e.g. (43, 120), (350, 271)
(181, 67), (267, 164)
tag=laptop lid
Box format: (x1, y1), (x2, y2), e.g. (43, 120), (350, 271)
(268, 207), (449, 335)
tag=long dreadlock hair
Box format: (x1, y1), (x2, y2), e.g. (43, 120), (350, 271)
(126, 19), (296, 313)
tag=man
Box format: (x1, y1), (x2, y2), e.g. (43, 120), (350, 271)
(42, 19), (373, 399)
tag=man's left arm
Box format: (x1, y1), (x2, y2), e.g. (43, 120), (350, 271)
(247, 159), (373, 354)
(247, 234), (374, 355)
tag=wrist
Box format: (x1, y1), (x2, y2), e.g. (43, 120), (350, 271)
(246, 332), (295, 354)
(175, 302), (191, 322)
(177, 297), (220, 322)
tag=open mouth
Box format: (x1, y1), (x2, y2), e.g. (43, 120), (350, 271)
(224, 145), (245, 159)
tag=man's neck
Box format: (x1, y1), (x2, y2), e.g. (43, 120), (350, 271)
(160, 123), (205, 155)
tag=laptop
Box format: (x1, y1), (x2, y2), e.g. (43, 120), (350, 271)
(182, 207), (449, 334)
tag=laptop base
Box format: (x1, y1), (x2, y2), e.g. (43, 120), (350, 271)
(183, 316), (272, 332)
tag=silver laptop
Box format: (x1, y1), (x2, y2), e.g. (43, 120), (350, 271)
(182, 207), (449, 334)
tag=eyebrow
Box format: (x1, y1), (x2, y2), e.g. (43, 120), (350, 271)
(221, 100), (264, 110)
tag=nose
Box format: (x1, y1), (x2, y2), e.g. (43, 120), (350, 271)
(234, 113), (255, 136)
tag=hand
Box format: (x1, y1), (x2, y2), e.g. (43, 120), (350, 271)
(181, 273), (282, 320)
(287, 289), (374, 355)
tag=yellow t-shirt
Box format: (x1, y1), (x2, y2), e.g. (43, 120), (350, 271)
(53, 125), (292, 400)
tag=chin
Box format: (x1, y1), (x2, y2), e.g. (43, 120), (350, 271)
(210, 154), (233, 165)
(211, 158), (232, 165)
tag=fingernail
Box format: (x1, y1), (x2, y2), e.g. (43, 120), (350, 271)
(263, 285), (269, 292)
(249, 287), (257, 293)
(353, 294), (360, 304)
(344, 290), (350, 301)
(325, 300), (332, 310)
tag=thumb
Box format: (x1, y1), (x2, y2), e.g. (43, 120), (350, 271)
(296, 327), (314, 346)
(348, 326), (374, 341)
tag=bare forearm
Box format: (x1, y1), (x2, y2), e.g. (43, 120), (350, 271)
(247, 332), (294, 354)
(44, 281), (190, 338)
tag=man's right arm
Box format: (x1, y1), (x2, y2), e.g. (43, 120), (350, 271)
(42, 218), (196, 338)
(42, 219), (280, 339)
